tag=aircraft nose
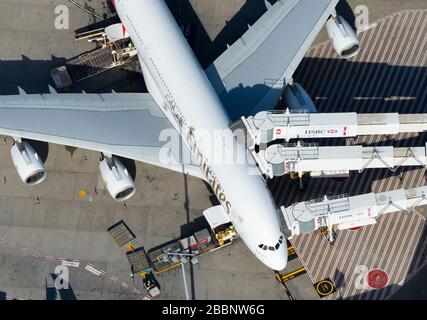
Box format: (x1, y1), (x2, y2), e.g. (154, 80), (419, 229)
(268, 253), (288, 271)
(258, 249), (288, 271)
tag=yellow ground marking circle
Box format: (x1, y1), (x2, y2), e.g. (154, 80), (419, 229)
(79, 190), (87, 197)
(316, 280), (334, 296)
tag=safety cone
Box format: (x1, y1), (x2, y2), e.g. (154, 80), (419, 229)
(35, 196), (40, 205)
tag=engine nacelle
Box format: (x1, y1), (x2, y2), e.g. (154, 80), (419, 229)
(283, 82), (318, 113)
(10, 141), (47, 185)
(99, 156), (136, 201)
(326, 15), (361, 59)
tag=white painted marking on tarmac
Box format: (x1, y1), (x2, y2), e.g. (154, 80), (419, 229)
(143, 295), (151, 300)
(61, 260), (80, 268)
(384, 96), (416, 101)
(121, 282), (129, 288)
(110, 275), (118, 281)
(132, 288), (141, 294)
(357, 23), (378, 33)
(45, 256), (54, 260)
(7, 242), (16, 247)
(31, 253), (40, 258)
(85, 264), (103, 276)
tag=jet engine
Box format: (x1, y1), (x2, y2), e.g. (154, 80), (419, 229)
(99, 155), (136, 201)
(283, 82), (318, 113)
(10, 141), (47, 185)
(326, 15), (361, 59)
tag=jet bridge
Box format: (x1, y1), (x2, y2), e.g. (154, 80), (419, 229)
(280, 186), (427, 241)
(253, 142), (427, 179)
(236, 110), (427, 147)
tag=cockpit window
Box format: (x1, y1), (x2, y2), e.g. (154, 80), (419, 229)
(258, 235), (285, 251)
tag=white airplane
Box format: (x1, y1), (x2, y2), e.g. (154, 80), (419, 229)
(0, 0), (361, 270)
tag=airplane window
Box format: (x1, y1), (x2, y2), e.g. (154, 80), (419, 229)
(275, 243), (280, 250)
(263, 245), (268, 250)
(258, 244), (263, 249)
(268, 246), (275, 251)
(279, 239), (283, 244)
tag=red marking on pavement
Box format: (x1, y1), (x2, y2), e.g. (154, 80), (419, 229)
(349, 226), (363, 231)
(366, 269), (389, 289)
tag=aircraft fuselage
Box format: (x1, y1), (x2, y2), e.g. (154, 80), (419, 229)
(115, 0), (287, 270)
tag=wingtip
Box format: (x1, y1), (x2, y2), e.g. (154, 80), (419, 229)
(18, 86), (27, 95)
(48, 85), (58, 94)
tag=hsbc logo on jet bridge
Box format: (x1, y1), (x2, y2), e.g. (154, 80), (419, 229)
(304, 127), (348, 136)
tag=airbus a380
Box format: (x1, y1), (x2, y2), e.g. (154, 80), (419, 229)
(0, 0), (361, 270)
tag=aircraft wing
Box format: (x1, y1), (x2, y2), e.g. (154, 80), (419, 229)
(0, 92), (203, 178)
(205, 0), (339, 121)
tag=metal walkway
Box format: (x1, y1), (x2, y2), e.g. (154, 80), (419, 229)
(258, 143), (427, 178)
(268, 9), (427, 299)
(281, 186), (427, 239)
(239, 110), (427, 146)
(66, 47), (115, 82)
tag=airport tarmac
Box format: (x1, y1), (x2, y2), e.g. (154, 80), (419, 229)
(0, 0), (426, 300)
